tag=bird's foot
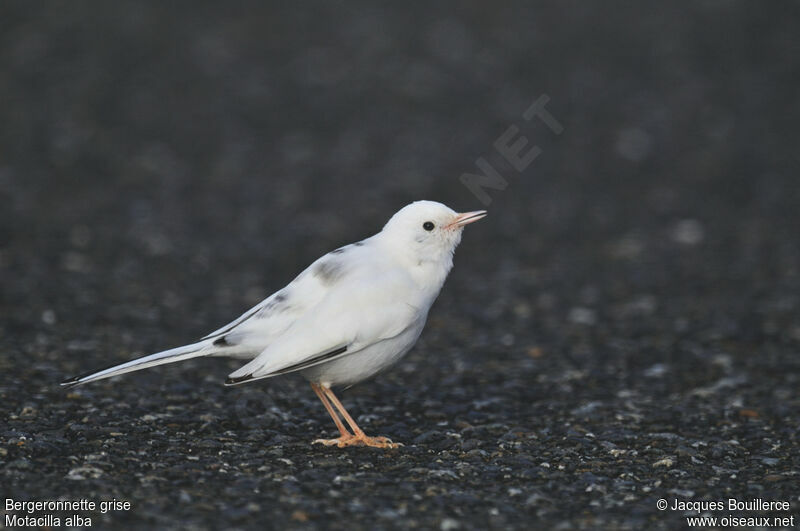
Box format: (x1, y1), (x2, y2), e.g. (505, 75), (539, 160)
(357, 435), (403, 449)
(313, 434), (403, 449)
(312, 435), (353, 447)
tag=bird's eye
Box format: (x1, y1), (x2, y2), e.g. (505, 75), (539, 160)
(423, 221), (435, 231)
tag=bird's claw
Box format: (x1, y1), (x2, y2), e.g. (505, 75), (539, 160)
(363, 436), (403, 449)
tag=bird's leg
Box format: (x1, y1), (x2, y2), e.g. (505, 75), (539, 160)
(310, 383), (355, 446)
(320, 385), (402, 449)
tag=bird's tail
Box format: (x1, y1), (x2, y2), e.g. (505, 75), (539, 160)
(61, 342), (212, 388)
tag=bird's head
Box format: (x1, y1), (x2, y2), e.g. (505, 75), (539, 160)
(380, 200), (486, 268)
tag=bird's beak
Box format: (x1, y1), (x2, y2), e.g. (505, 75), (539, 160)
(447, 210), (487, 229)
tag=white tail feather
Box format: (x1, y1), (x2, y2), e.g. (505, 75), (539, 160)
(61, 342), (211, 387)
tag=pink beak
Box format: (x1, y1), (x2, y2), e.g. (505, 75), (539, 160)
(447, 210), (487, 229)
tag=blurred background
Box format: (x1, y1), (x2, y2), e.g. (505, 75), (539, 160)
(2, 0), (798, 387)
(1, 1), (798, 529)
(3, 1), (797, 362)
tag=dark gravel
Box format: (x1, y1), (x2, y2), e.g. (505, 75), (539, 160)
(2, 2), (799, 530)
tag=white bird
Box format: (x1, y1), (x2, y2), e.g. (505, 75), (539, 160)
(62, 200), (486, 448)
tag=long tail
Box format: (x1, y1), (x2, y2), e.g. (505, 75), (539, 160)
(61, 342), (211, 388)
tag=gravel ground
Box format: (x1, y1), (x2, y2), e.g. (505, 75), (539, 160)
(2, 2), (799, 530)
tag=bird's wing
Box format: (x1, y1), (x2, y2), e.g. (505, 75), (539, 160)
(198, 248), (356, 349)
(225, 259), (421, 383)
(200, 297), (275, 341)
(62, 246), (370, 386)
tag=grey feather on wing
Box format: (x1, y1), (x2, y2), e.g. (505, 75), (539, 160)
(200, 290), (292, 341)
(312, 259), (347, 285)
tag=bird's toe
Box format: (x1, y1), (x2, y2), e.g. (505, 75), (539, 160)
(312, 436), (353, 447)
(360, 435), (404, 449)
(312, 434), (402, 449)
